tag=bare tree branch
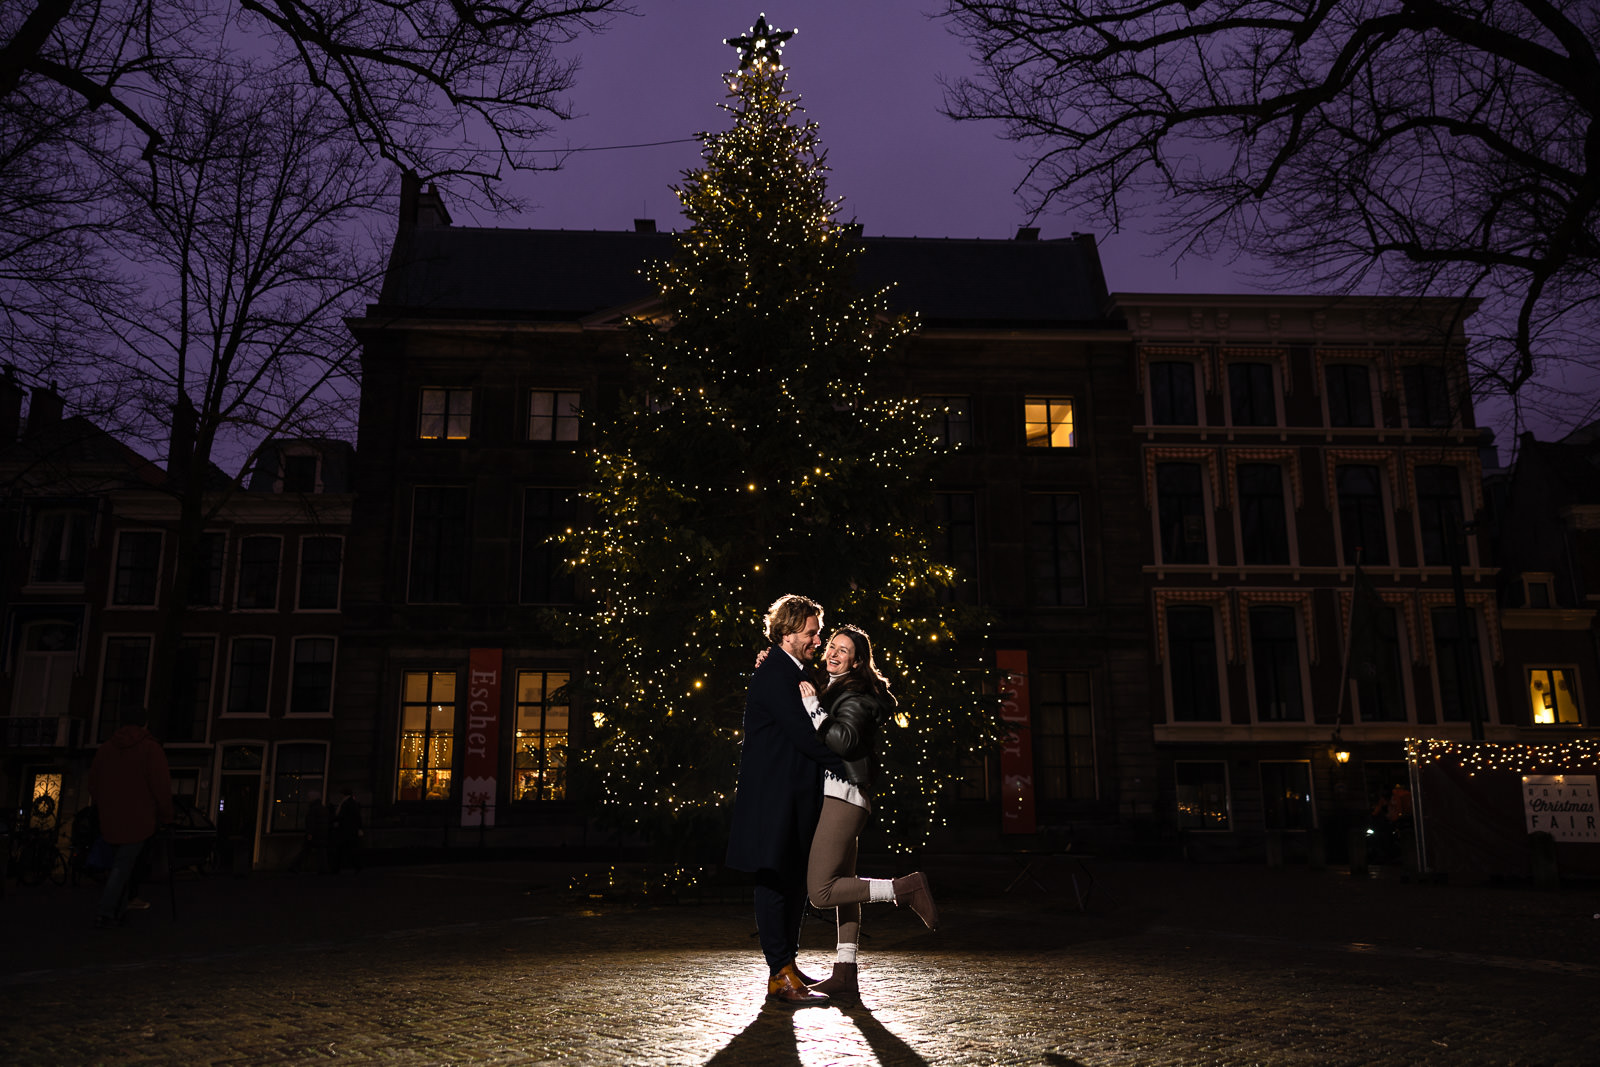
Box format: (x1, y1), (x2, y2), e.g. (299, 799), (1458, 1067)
(942, 0), (1600, 430)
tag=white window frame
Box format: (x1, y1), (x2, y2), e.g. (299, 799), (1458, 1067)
(286, 636), (338, 718)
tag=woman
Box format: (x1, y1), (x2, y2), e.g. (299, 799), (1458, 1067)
(794, 625), (939, 1004)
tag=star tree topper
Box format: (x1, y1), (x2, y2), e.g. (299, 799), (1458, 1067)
(725, 14), (795, 70)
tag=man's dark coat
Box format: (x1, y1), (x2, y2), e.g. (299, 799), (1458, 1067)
(725, 647), (850, 873)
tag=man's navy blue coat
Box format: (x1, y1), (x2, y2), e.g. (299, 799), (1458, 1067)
(725, 647), (850, 873)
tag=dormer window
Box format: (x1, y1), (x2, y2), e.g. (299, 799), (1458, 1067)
(1523, 573), (1555, 608)
(282, 453), (320, 493)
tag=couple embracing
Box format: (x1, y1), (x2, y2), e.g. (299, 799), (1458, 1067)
(725, 594), (939, 1007)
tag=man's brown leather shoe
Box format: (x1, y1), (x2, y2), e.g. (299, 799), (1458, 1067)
(767, 962), (831, 1005)
(892, 871), (939, 930)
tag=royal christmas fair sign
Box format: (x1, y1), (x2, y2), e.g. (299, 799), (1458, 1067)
(1521, 775), (1599, 842)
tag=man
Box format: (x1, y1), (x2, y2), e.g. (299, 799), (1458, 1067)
(87, 707), (174, 927)
(332, 786), (363, 873)
(725, 594), (853, 1005)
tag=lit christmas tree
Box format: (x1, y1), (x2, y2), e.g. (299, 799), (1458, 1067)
(566, 16), (998, 857)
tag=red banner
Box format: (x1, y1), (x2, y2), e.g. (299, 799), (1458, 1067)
(462, 648), (502, 827)
(996, 649), (1036, 834)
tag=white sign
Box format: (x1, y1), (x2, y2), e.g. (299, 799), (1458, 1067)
(1522, 775), (1599, 842)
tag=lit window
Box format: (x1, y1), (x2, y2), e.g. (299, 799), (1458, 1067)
(528, 390), (580, 442)
(513, 670), (570, 801)
(1528, 668), (1580, 725)
(1175, 762), (1229, 830)
(1023, 397), (1075, 447)
(419, 388), (472, 440)
(398, 671), (456, 802)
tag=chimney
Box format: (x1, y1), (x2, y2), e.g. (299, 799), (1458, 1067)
(1014, 226), (1040, 241)
(633, 218), (657, 233)
(397, 170), (451, 230)
(23, 381), (63, 438)
(416, 183), (451, 229)
(0, 365), (24, 445)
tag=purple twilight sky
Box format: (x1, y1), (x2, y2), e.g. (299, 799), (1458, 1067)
(502, 1), (1249, 295)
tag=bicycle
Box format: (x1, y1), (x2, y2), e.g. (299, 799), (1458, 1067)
(7, 804), (68, 887)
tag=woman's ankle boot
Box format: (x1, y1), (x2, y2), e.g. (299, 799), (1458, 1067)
(810, 962), (859, 1004)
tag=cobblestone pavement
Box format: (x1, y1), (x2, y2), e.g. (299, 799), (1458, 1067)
(3, 855), (1598, 1066)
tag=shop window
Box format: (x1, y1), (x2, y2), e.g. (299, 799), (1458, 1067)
(513, 670), (569, 801)
(398, 670), (456, 802)
(1175, 762), (1230, 830)
(1260, 761), (1316, 830)
(271, 742), (329, 833)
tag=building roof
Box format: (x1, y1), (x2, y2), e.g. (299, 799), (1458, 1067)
(373, 226), (1115, 329)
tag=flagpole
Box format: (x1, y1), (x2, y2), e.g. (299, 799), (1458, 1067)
(1332, 547), (1363, 736)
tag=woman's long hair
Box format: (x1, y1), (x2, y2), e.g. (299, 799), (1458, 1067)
(823, 624), (897, 709)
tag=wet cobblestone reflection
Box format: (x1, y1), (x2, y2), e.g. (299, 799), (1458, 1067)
(2, 859), (1597, 1065)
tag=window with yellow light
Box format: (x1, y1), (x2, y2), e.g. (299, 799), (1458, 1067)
(1023, 397), (1075, 448)
(1528, 667), (1580, 725)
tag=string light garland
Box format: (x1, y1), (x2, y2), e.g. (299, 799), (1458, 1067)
(1407, 737), (1600, 776)
(555, 20), (1002, 855)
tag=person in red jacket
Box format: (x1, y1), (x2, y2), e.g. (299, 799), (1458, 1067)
(87, 707), (174, 927)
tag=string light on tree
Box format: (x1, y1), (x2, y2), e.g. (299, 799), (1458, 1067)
(557, 16), (1000, 856)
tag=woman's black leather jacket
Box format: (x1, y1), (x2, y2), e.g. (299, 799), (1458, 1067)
(818, 687), (888, 786)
